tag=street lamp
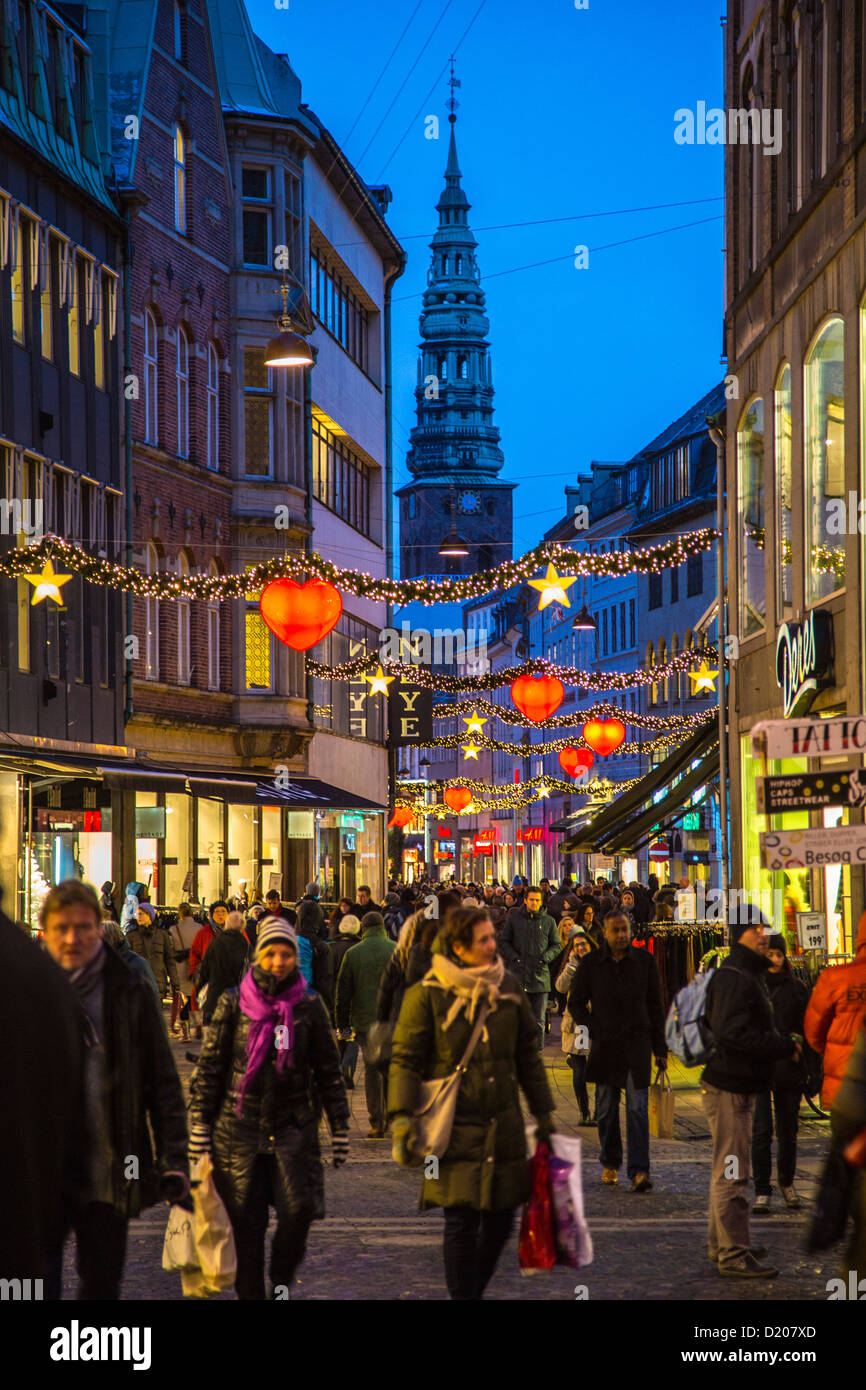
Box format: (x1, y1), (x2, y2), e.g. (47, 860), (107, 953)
(438, 484), (469, 559)
(572, 605), (596, 632)
(264, 278), (314, 368)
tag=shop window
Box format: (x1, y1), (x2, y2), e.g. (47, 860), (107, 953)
(163, 793), (191, 905)
(775, 364), (793, 620)
(737, 397), (766, 637)
(197, 797), (224, 903)
(805, 317), (845, 604)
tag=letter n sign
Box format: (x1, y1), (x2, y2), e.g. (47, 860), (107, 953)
(388, 677), (433, 747)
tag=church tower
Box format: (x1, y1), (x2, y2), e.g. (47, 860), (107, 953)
(397, 71), (514, 578)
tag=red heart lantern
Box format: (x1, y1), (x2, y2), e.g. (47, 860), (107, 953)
(445, 787), (473, 813)
(582, 718), (626, 756)
(388, 806), (413, 829)
(510, 673), (565, 722)
(559, 746), (594, 777)
(259, 578), (342, 652)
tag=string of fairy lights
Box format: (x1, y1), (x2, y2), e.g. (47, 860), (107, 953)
(418, 729), (698, 759)
(392, 773), (642, 817)
(434, 700), (717, 731)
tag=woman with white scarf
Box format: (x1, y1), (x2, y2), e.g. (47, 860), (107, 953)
(388, 906), (555, 1300)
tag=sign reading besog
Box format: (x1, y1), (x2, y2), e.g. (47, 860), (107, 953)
(760, 825), (866, 870)
(751, 715), (866, 762)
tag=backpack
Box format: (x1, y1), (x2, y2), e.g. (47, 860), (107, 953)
(665, 968), (719, 1068)
(295, 932), (314, 987)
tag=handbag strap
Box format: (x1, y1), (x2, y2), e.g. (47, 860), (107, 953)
(653, 1066), (672, 1092)
(453, 1004), (491, 1075)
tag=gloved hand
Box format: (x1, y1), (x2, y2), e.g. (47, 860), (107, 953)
(332, 1132), (349, 1168)
(535, 1113), (555, 1143)
(188, 1122), (212, 1165)
(655, 1056), (668, 1072)
(391, 1115), (414, 1168)
(160, 1170), (192, 1207)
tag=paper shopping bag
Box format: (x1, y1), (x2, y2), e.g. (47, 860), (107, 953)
(179, 1153), (236, 1298)
(162, 1204), (198, 1272)
(649, 1068), (675, 1139)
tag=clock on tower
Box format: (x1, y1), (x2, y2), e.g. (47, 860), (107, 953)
(458, 491), (480, 515)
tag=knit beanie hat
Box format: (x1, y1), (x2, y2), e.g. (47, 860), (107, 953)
(728, 901), (770, 944)
(767, 933), (787, 954)
(137, 902), (157, 924)
(339, 913), (361, 936)
(210, 899), (227, 915)
(254, 916), (299, 958)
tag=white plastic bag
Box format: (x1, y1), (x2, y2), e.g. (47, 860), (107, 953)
(161, 1205), (198, 1272)
(178, 1153), (237, 1298)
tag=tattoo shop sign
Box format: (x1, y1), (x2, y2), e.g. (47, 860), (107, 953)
(751, 714), (866, 763)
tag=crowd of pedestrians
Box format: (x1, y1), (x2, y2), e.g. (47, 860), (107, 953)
(2, 868), (865, 1301)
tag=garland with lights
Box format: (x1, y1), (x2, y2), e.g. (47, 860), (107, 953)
(0, 530), (721, 605)
(393, 775), (641, 817)
(433, 700), (717, 732)
(420, 730), (694, 759)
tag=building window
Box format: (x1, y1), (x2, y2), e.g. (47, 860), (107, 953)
(671, 633), (680, 700)
(244, 570), (272, 692)
(670, 566), (678, 603)
(207, 561), (220, 690)
(741, 66), (758, 275)
(312, 414), (374, 537)
(687, 552), (703, 597)
(629, 598), (635, 647)
(144, 543), (159, 680)
(648, 572), (662, 609)
(737, 397), (766, 638)
(659, 638), (669, 703)
(176, 326), (190, 457)
(805, 317), (845, 604)
(40, 236), (53, 360)
(284, 168), (303, 278)
(810, 3), (826, 186)
(775, 364), (793, 620)
(286, 368), (304, 486)
(650, 444), (689, 510)
(610, 605), (617, 653)
(786, 7), (801, 215)
(11, 215), (25, 344)
(177, 553), (191, 684)
(144, 309), (158, 443)
(68, 257), (80, 374)
(457, 354), (468, 379)
(206, 343), (219, 470)
(438, 356), (448, 380)
(244, 348), (273, 477)
(242, 167), (271, 268)
(601, 609), (609, 656)
(173, 125), (187, 234)
(173, 0), (185, 62)
(646, 642), (656, 705)
(93, 273), (105, 390)
(310, 241), (369, 371)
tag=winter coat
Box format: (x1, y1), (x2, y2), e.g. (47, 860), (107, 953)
(114, 938), (160, 1003)
(548, 890), (581, 923)
(376, 952), (409, 1024)
(167, 917), (199, 995)
(805, 912), (866, 1105)
(765, 969), (810, 1090)
(87, 946), (188, 1217)
(0, 917), (89, 1280)
(190, 968), (349, 1219)
(126, 923), (178, 995)
(701, 943), (795, 1094)
(555, 947), (594, 1055)
(189, 921), (220, 1007)
(568, 942), (666, 1088)
(335, 924), (395, 1033)
(198, 928), (250, 1024)
(300, 894), (326, 939)
(498, 905), (561, 993)
(388, 964), (554, 1211)
(831, 1018), (866, 1275)
(297, 926), (334, 1018)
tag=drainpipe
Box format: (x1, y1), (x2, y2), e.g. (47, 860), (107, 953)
(708, 414), (729, 927)
(384, 256), (406, 873)
(122, 203), (134, 727)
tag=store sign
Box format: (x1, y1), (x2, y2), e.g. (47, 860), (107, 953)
(474, 828), (498, 845)
(760, 825), (866, 869)
(796, 911), (828, 952)
(775, 609), (833, 717)
(682, 811), (700, 830)
(36, 809), (102, 832)
(752, 714), (866, 762)
(340, 814), (364, 831)
(522, 827), (544, 842)
(757, 771), (865, 813)
(388, 678), (434, 747)
(287, 812), (315, 839)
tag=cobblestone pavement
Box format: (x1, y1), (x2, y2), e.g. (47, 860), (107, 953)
(57, 1016), (842, 1302)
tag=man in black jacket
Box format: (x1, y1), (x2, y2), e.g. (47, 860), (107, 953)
(701, 904), (800, 1279)
(568, 909), (667, 1191)
(41, 880), (189, 1299)
(499, 888), (562, 1050)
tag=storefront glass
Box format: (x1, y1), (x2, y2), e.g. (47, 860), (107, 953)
(316, 810), (384, 902)
(135, 790), (160, 901)
(197, 797), (224, 905)
(805, 317), (845, 605)
(261, 806), (282, 897)
(163, 792), (191, 905)
(741, 736), (813, 942)
(228, 803), (257, 906)
(737, 397), (766, 637)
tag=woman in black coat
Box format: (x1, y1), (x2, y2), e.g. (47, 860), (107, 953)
(189, 917), (349, 1300)
(751, 934), (810, 1213)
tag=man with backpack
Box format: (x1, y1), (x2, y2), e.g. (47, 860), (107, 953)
(698, 904), (801, 1280)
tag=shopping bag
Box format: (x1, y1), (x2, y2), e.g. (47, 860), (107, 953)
(161, 1205), (198, 1272)
(365, 1020), (395, 1071)
(179, 1153), (237, 1298)
(518, 1141), (557, 1272)
(548, 1130), (593, 1267)
(649, 1067), (675, 1139)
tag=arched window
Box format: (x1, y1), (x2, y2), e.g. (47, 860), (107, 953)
(646, 641), (656, 706)
(173, 124), (186, 234)
(455, 253), (463, 275)
(438, 355), (448, 381)
(177, 552), (190, 684)
(176, 326), (189, 457)
(144, 543), (160, 680)
(206, 343), (219, 470)
(207, 560), (220, 690)
(774, 365), (793, 620)
(805, 318), (845, 603)
(457, 354), (468, 380)
(737, 397), (766, 637)
(144, 309), (158, 444)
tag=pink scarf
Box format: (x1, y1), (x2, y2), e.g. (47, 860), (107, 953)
(235, 969), (308, 1116)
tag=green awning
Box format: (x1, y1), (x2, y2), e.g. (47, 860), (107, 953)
(604, 746), (719, 854)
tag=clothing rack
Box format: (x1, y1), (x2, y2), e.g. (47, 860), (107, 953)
(640, 923), (726, 1016)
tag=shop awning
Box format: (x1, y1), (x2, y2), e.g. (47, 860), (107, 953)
(603, 746), (719, 854)
(561, 724), (717, 853)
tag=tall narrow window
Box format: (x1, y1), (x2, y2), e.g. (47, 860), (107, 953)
(775, 365), (793, 620)
(242, 167), (271, 267)
(207, 561), (220, 690)
(244, 568), (272, 691)
(173, 124), (186, 234)
(11, 217), (24, 344)
(40, 235), (53, 359)
(647, 642), (656, 705)
(177, 553), (190, 684)
(737, 398), (766, 637)
(786, 9), (800, 214)
(173, 0), (184, 62)
(176, 326), (189, 457)
(659, 638), (669, 703)
(68, 257), (80, 374)
(144, 309), (158, 443)
(206, 343), (219, 470)
(244, 348), (273, 477)
(806, 318), (845, 603)
(93, 274), (104, 390)
(810, 3), (826, 186)
(144, 543), (160, 680)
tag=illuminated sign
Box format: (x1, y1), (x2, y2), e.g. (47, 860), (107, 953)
(775, 609), (833, 718)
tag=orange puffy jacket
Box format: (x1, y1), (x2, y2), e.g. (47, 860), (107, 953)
(805, 912), (866, 1105)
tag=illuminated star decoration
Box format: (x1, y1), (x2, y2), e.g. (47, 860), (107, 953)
(363, 665), (396, 696)
(24, 559), (73, 606)
(536, 783), (551, 799)
(462, 709), (488, 736)
(461, 744), (481, 761)
(528, 562), (577, 611)
(689, 660), (719, 695)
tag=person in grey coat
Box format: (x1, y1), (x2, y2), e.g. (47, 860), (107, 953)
(498, 887), (561, 1050)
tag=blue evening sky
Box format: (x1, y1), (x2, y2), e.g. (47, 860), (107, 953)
(245, 0), (725, 559)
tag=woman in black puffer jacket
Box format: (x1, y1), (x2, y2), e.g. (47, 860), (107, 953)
(188, 917), (349, 1300)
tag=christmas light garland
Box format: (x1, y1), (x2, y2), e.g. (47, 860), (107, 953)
(433, 699), (717, 732)
(421, 730), (694, 759)
(393, 775), (641, 817)
(0, 529), (721, 605)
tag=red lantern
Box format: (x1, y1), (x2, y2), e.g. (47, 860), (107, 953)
(259, 577), (342, 652)
(445, 787), (473, 813)
(387, 806), (413, 829)
(581, 718), (626, 756)
(559, 746), (594, 777)
(510, 673), (565, 722)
